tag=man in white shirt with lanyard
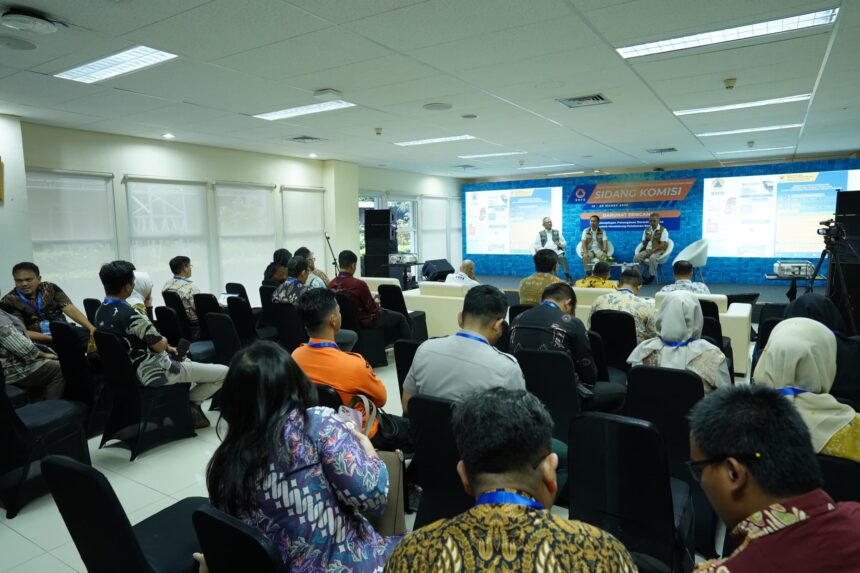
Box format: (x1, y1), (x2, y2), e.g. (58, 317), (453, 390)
(579, 215), (609, 275)
(533, 217), (571, 282)
(634, 212), (669, 285)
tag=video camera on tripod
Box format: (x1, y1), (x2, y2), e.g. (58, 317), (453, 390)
(817, 219), (847, 240)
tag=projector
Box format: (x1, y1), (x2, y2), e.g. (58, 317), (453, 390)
(389, 253), (418, 265)
(773, 260), (815, 279)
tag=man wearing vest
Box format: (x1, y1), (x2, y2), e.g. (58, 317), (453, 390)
(634, 212), (670, 285)
(533, 217), (571, 282)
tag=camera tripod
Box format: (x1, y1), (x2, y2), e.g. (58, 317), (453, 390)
(808, 237), (858, 335)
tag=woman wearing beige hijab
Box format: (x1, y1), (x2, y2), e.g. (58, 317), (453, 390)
(754, 317), (859, 462)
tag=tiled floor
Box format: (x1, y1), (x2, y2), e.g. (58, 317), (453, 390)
(1, 357), (406, 572)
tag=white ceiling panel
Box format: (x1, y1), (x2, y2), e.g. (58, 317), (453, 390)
(0, 71), (104, 107)
(282, 54), (438, 93)
(123, 102), (235, 128)
(349, 74), (475, 108)
(677, 102), (808, 133)
(0, 100), (102, 127)
(283, 0), (430, 25)
(0, 24), (129, 71)
(57, 89), (173, 118)
(0, 64), (17, 80)
(122, 0), (331, 61)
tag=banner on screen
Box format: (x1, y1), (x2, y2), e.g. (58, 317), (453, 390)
(580, 210), (681, 232)
(569, 179), (695, 205)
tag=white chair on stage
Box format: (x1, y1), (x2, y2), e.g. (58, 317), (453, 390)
(673, 239), (709, 282)
(575, 240), (615, 270)
(634, 238), (674, 283)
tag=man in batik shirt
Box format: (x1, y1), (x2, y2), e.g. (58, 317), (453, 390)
(590, 267), (656, 343)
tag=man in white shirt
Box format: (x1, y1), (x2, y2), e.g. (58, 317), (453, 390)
(533, 217), (571, 282)
(444, 260), (480, 288)
(579, 215), (609, 275)
(634, 212), (670, 285)
(658, 260), (710, 294)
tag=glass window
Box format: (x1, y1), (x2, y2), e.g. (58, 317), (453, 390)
(283, 188), (327, 277)
(388, 199), (416, 254)
(449, 196), (463, 268)
(25, 170), (117, 306)
(419, 196), (449, 262)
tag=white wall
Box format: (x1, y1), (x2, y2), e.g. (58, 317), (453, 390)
(358, 165), (461, 198)
(0, 115), (33, 293)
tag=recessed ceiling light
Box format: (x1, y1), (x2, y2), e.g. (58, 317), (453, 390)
(714, 146), (796, 155)
(308, 153), (318, 158)
(517, 163), (577, 170)
(161, 132), (175, 139)
(0, 12), (58, 34)
(254, 100), (355, 121)
(674, 94), (811, 116)
(55, 45), (177, 83)
(423, 102), (453, 111)
(394, 134), (475, 146)
(617, 8), (839, 59)
(696, 124), (803, 137)
(458, 151), (527, 159)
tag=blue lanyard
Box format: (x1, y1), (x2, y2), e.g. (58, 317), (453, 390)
(778, 387), (809, 397)
(286, 278), (302, 285)
(456, 331), (489, 345)
(617, 288), (635, 295)
(541, 301), (559, 310)
(173, 276), (191, 282)
(16, 290), (42, 314)
(307, 341), (339, 350)
(102, 298), (128, 305)
(475, 490), (544, 510)
(661, 337), (694, 347)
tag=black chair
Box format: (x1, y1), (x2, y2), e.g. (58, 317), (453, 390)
(162, 290), (195, 341)
(94, 331), (196, 461)
(751, 317), (782, 378)
(817, 454), (860, 503)
(409, 395), (473, 529)
(50, 321), (107, 435)
(83, 298), (101, 324)
(508, 303), (534, 324)
(700, 315), (734, 379)
(155, 306), (216, 363)
(271, 302), (308, 353)
(227, 296), (277, 346)
(42, 455), (206, 573)
(5, 385), (28, 408)
(193, 293), (224, 341)
(492, 320), (510, 354)
(379, 284), (428, 342)
(335, 293), (387, 367)
(314, 383), (343, 410)
(394, 339), (421, 399)
(758, 302), (788, 324)
(226, 282), (263, 323)
(0, 368), (91, 518)
(193, 505), (285, 573)
(515, 349), (579, 444)
(569, 413), (695, 573)
(588, 330), (627, 385)
(259, 285), (276, 328)
(590, 310), (638, 372)
(206, 313), (241, 367)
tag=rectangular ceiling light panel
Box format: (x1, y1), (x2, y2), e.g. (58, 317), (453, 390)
(674, 94), (811, 116)
(617, 8), (839, 59)
(254, 100), (356, 121)
(696, 124), (803, 137)
(458, 151), (527, 158)
(517, 163), (577, 170)
(394, 135), (475, 146)
(55, 46), (178, 84)
(714, 146), (796, 155)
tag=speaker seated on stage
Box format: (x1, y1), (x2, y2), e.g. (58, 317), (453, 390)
(533, 217), (572, 282)
(445, 260), (480, 288)
(574, 261), (616, 289)
(579, 215), (610, 275)
(633, 212), (670, 285)
(658, 260), (710, 295)
(328, 250), (411, 345)
(519, 249), (564, 305)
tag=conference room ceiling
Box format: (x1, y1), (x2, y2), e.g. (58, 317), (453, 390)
(0, 0), (857, 178)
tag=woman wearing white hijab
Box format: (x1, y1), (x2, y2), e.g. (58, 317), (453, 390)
(125, 270), (153, 316)
(627, 290), (731, 392)
(754, 317), (859, 462)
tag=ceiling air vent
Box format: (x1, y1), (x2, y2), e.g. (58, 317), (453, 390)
(646, 147), (677, 154)
(557, 93), (611, 108)
(288, 135), (325, 143)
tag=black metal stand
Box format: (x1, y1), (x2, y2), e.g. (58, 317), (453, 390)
(808, 240), (857, 334)
(324, 232), (339, 276)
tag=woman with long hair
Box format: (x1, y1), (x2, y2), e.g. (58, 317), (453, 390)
(206, 341), (398, 571)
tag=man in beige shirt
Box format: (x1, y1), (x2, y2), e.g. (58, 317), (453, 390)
(518, 249), (563, 305)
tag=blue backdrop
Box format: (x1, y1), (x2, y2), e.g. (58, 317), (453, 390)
(462, 158), (860, 285)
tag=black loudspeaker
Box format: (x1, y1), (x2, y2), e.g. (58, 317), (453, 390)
(365, 255), (389, 278)
(366, 209), (397, 256)
(836, 190), (860, 240)
(365, 209), (395, 227)
(423, 259), (455, 282)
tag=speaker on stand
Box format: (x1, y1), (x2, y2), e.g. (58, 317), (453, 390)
(364, 209), (397, 278)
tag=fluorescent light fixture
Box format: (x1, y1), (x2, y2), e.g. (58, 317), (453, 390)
(714, 146), (795, 155)
(254, 100), (355, 121)
(696, 124), (802, 137)
(547, 171), (585, 176)
(617, 8), (839, 59)
(675, 94), (811, 116)
(308, 153), (318, 158)
(161, 132), (175, 140)
(517, 163), (577, 170)
(394, 134), (475, 146)
(55, 46), (177, 84)
(457, 151), (527, 159)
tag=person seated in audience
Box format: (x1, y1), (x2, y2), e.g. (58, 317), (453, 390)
(591, 267), (656, 343)
(518, 249), (563, 305)
(633, 212), (669, 285)
(385, 388), (636, 572)
(753, 317), (859, 463)
(262, 248), (291, 287)
(328, 250), (411, 345)
(271, 255), (309, 305)
(444, 259), (480, 287)
(0, 306), (65, 401)
(628, 290), (731, 392)
(206, 341), (398, 571)
(511, 283), (626, 411)
(97, 261), (225, 428)
(161, 255), (202, 337)
(126, 269), (153, 318)
(658, 259), (710, 294)
(579, 214), (610, 275)
(783, 293), (860, 402)
(574, 260), (616, 288)
(292, 288), (406, 450)
(1, 261), (94, 349)
(294, 246), (328, 288)
(689, 385), (860, 572)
